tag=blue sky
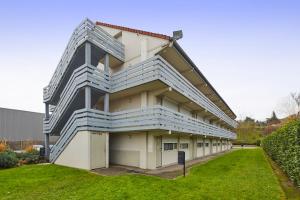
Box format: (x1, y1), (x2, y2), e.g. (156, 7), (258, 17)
(0, 0), (299, 120)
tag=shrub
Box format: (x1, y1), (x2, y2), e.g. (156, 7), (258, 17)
(256, 139), (261, 146)
(0, 143), (7, 152)
(17, 151), (40, 165)
(262, 120), (300, 187)
(0, 151), (18, 168)
(24, 145), (38, 154)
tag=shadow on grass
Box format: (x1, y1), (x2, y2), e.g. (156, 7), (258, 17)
(265, 152), (300, 200)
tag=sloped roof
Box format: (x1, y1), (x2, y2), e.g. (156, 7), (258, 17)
(96, 21), (171, 40)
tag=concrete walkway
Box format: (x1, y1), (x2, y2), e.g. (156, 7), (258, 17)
(233, 145), (259, 149)
(92, 149), (234, 179)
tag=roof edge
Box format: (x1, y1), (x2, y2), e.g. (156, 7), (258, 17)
(172, 41), (237, 119)
(96, 21), (172, 41)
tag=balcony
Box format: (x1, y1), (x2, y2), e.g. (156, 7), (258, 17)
(43, 64), (110, 135)
(44, 55), (237, 135)
(43, 19), (124, 103)
(110, 56), (238, 128)
(49, 106), (236, 162)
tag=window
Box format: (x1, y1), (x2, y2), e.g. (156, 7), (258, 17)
(174, 143), (178, 149)
(164, 143), (177, 151)
(197, 143), (203, 148)
(218, 143), (220, 146)
(180, 143), (189, 149)
(205, 143), (209, 147)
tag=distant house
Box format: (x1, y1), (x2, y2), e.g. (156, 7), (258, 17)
(0, 107), (56, 149)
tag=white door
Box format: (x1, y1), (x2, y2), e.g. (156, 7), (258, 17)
(204, 139), (210, 156)
(196, 139), (204, 158)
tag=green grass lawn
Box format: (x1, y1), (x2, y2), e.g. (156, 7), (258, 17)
(0, 149), (284, 200)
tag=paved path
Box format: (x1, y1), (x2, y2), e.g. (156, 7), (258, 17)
(92, 150), (234, 179)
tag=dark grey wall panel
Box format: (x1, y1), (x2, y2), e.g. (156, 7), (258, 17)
(0, 107), (44, 141)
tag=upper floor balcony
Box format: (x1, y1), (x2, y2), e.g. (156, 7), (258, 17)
(44, 55), (237, 133)
(43, 19), (125, 103)
(110, 56), (238, 128)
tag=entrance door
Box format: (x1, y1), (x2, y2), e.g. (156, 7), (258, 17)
(156, 136), (162, 167)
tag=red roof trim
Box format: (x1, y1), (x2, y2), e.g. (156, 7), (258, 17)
(96, 21), (171, 41)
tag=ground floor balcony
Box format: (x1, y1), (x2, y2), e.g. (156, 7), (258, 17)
(49, 106), (236, 163)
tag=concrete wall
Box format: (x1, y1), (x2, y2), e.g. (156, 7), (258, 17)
(55, 131), (107, 170)
(109, 131), (233, 170)
(57, 130), (232, 170)
(110, 93), (141, 112)
(109, 132), (156, 169)
(99, 25), (169, 72)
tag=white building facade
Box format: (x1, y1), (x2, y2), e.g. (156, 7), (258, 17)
(43, 19), (237, 170)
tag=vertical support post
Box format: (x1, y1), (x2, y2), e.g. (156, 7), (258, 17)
(44, 103), (50, 159)
(105, 133), (109, 168)
(45, 103), (49, 119)
(210, 139), (213, 154)
(104, 53), (110, 168)
(203, 138), (205, 157)
(85, 86), (91, 109)
(45, 133), (50, 159)
(221, 139), (223, 151)
(104, 93), (109, 112)
(177, 104), (181, 112)
(145, 132), (149, 169)
(177, 136), (180, 153)
(183, 160), (186, 177)
(141, 91), (148, 108)
(85, 42), (91, 65)
(103, 53), (110, 113)
(192, 137), (196, 159)
(104, 54), (109, 73)
(160, 96), (164, 106)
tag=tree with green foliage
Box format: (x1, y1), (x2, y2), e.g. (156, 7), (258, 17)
(235, 117), (263, 145)
(266, 111), (280, 125)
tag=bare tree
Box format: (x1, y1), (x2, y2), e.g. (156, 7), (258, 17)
(291, 92), (300, 117)
(276, 92), (300, 118)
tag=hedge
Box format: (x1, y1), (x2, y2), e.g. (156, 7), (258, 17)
(262, 120), (300, 187)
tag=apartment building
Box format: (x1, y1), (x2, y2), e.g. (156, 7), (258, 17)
(43, 18), (237, 170)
